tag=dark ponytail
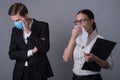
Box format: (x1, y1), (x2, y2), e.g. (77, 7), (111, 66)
(92, 22), (97, 31)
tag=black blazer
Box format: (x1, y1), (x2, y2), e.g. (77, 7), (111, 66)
(8, 19), (54, 80)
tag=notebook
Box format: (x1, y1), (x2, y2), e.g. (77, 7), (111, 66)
(82, 38), (116, 71)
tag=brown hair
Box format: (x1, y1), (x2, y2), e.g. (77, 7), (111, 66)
(8, 2), (28, 16)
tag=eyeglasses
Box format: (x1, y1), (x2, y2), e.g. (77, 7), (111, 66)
(74, 19), (90, 24)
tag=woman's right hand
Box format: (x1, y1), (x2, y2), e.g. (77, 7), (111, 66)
(71, 25), (82, 39)
(32, 46), (38, 54)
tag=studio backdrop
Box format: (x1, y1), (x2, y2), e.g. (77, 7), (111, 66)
(0, 0), (120, 80)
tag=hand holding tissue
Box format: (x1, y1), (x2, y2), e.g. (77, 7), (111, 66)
(76, 27), (88, 46)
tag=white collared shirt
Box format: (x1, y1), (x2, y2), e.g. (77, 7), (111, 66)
(23, 19), (33, 66)
(72, 29), (112, 76)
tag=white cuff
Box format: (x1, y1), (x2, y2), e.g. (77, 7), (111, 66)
(27, 50), (33, 57)
(106, 56), (113, 71)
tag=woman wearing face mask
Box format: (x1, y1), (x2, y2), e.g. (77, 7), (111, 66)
(63, 9), (112, 80)
(8, 2), (53, 80)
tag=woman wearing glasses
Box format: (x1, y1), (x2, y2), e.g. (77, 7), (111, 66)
(63, 9), (112, 80)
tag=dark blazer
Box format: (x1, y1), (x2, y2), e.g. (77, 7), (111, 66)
(8, 19), (54, 80)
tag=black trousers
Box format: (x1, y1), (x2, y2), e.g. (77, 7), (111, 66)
(22, 66), (47, 80)
(72, 73), (102, 80)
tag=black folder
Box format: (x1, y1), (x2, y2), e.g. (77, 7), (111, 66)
(82, 38), (116, 71)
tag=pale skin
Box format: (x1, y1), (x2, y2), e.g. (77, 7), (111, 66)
(63, 13), (110, 69)
(10, 13), (38, 54)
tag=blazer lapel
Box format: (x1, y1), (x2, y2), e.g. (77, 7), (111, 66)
(18, 30), (27, 47)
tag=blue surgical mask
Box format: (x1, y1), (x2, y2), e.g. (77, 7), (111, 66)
(13, 21), (23, 29)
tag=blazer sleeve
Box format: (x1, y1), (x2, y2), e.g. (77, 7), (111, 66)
(8, 28), (28, 61)
(29, 22), (50, 54)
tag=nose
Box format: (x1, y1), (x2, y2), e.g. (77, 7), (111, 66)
(76, 23), (83, 27)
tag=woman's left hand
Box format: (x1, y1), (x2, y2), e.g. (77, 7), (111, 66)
(21, 17), (31, 33)
(84, 53), (97, 62)
(84, 52), (110, 69)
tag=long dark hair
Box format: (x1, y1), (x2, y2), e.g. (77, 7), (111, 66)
(77, 9), (97, 31)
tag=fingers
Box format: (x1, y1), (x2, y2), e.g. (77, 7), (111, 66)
(75, 26), (82, 33)
(21, 17), (28, 26)
(84, 53), (97, 62)
(72, 25), (82, 38)
(32, 47), (38, 54)
(84, 53), (90, 56)
(84, 53), (93, 62)
(20, 17), (31, 33)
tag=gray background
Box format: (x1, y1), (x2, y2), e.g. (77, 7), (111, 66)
(0, 0), (120, 80)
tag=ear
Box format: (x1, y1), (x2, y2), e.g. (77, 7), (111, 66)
(90, 19), (94, 25)
(24, 13), (29, 19)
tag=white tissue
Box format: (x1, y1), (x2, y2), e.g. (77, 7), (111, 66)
(76, 27), (88, 46)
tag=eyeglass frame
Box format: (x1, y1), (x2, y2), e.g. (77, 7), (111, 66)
(74, 19), (90, 24)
